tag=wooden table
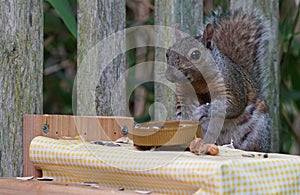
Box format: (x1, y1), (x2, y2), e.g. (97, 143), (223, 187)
(0, 178), (161, 195)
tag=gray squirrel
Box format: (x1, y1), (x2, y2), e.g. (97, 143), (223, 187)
(165, 10), (271, 152)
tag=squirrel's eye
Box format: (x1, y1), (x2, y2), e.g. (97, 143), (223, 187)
(188, 48), (201, 61)
(190, 50), (201, 60)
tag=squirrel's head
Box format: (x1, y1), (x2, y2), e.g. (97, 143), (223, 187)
(165, 23), (216, 84)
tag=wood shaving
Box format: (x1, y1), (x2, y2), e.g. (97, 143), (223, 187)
(135, 190), (152, 194)
(115, 136), (130, 144)
(16, 176), (34, 181)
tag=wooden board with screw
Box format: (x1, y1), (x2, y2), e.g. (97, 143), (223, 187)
(22, 114), (134, 177)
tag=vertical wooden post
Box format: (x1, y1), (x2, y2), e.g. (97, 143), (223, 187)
(231, 0), (280, 152)
(0, 0), (43, 176)
(154, 0), (203, 121)
(77, 0), (126, 116)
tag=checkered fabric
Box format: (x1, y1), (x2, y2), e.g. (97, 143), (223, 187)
(30, 136), (300, 195)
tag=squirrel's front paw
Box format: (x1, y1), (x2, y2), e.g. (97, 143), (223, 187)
(196, 103), (210, 136)
(190, 103), (209, 120)
(199, 103), (210, 120)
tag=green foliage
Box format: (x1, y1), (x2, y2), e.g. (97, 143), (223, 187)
(43, 0), (77, 114)
(45, 0), (77, 38)
(213, 0), (229, 10)
(279, 1), (300, 153)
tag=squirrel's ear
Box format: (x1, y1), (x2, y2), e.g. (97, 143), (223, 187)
(175, 24), (185, 41)
(203, 23), (214, 50)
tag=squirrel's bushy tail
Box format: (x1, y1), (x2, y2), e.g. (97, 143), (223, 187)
(209, 10), (269, 78)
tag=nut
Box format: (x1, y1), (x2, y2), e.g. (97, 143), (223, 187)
(189, 138), (219, 155)
(205, 144), (219, 155)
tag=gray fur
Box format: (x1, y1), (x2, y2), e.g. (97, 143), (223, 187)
(165, 10), (271, 152)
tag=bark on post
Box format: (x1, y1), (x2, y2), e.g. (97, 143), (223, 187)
(77, 0), (126, 116)
(154, 0), (203, 121)
(231, 0), (280, 152)
(0, 0), (43, 176)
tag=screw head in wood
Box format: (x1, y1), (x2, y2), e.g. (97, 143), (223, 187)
(121, 125), (128, 135)
(42, 124), (49, 134)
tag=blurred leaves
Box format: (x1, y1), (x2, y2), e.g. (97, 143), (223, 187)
(43, 0), (77, 114)
(279, 0), (300, 153)
(45, 0), (77, 38)
(126, 0), (155, 122)
(281, 87), (300, 102)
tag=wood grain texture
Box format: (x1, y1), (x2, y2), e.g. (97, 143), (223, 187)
(231, 0), (280, 152)
(0, 178), (148, 195)
(154, 0), (203, 121)
(0, 0), (43, 177)
(22, 114), (134, 177)
(77, 0), (127, 116)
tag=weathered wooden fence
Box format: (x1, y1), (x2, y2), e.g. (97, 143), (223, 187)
(0, 0), (43, 177)
(0, 0), (279, 177)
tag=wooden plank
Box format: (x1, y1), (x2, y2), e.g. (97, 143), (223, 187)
(77, 0), (127, 116)
(0, 0), (43, 177)
(23, 114), (133, 177)
(154, 0), (203, 121)
(0, 178), (156, 195)
(23, 115), (43, 177)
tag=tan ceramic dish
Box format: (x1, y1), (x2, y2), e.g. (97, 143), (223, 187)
(133, 120), (201, 146)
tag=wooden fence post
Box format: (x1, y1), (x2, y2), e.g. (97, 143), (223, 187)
(231, 0), (280, 152)
(77, 0), (126, 116)
(0, 0), (43, 176)
(154, 0), (203, 121)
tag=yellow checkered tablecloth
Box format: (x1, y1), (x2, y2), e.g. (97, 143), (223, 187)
(29, 136), (300, 195)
